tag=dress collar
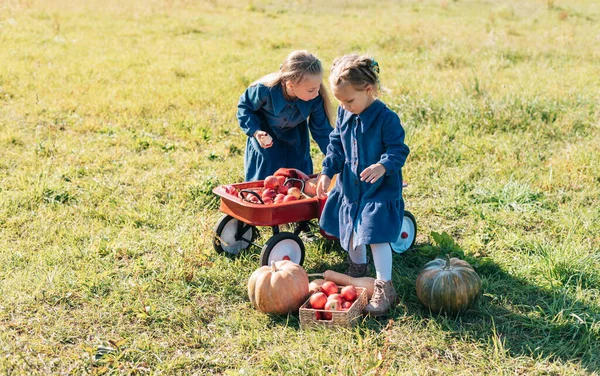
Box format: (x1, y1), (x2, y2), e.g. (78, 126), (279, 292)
(340, 99), (386, 132)
(271, 84), (311, 119)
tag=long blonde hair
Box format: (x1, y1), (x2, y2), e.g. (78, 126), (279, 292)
(253, 50), (334, 124)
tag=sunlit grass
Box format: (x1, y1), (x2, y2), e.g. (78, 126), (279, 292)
(1, 0), (599, 374)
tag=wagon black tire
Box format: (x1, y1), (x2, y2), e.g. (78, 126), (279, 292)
(391, 211), (417, 254)
(260, 232), (305, 266)
(213, 214), (258, 256)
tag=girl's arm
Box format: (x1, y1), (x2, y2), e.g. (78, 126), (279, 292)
(237, 84), (268, 137)
(307, 96), (333, 154)
(321, 107), (346, 179)
(378, 112), (410, 176)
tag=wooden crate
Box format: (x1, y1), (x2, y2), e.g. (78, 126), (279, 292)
(299, 287), (368, 329)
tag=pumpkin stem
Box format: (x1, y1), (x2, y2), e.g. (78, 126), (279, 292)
(270, 260), (277, 272)
(443, 254), (452, 270)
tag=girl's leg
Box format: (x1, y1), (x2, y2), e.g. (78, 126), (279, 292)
(348, 244), (367, 264)
(345, 233), (368, 278)
(363, 243), (397, 317)
(370, 243), (392, 281)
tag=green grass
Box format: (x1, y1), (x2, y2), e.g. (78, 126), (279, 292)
(1, 0), (599, 374)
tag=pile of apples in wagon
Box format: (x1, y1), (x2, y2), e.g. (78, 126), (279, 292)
(257, 175), (304, 204)
(232, 175), (316, 205)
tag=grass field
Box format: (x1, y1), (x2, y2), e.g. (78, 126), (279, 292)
(1, 0), (599, 374)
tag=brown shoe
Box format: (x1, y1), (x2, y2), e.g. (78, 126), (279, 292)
(363, 279), (398, 317)
(345, 260), (369, 278)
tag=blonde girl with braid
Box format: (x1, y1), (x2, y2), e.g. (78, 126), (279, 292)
(317, 54), (410, 317)
(237, 50), (334, 181)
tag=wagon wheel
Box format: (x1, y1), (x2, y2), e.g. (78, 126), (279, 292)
(260, 232), (305, 266)
(213, 214), (258, 256)
(391, 211), (417, 254)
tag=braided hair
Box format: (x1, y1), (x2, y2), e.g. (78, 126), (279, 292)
(329, 54), (381, 94)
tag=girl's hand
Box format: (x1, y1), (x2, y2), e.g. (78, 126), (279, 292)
(316, 174), (331, 199)
(254, 131), (273, 148)
(360, 163), (386, 183)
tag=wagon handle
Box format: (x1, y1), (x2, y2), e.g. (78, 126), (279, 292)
(238, 189), (265, 204)
(284, 177), (305, 192)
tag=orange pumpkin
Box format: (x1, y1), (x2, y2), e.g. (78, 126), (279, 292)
(247, 260), (310, 314)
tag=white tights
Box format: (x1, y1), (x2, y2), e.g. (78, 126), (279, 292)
(348, 236), (392, 281)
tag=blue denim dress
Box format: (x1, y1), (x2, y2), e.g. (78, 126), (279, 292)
(319, 100), (410, 252)
(237, 83), (333, 181)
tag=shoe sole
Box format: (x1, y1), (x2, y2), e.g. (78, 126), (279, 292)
(363, 309), (389, 317)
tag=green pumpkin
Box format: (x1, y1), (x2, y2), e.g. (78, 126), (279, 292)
(416, 254), (482, 315)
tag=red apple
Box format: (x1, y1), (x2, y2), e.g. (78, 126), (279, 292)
(223, 184), (238, 196)
(327, 293), (343, 307)
(341, 300), (353, 310)
(276, 175), (286, 187)
(247, 195), (260, 204)
(283, 195), (298, 202)
(273, 193), (285, 204)
(309, 292), (327, 310)
(277, 185), (288, 195)
(263, 175), (279, 189)
(261, 188), (277, 200)
(340, 285), (358, 302)
(321, 281), (338, 297)
(322, 300), (338, 320)
(288, 187), (302, 199)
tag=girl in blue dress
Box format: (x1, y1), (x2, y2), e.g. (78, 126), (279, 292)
(237, 50), (334, 181)
(316, 54), (410, 316)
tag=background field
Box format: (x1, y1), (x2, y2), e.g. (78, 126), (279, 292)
(1, 0), (599, 374)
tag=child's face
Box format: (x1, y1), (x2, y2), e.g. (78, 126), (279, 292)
(286, 74), (322, 101)
(331, 83), (375, 115)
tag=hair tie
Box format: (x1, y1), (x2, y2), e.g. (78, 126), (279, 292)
(279, 64), (283, 70)
(371, 58), (380, 74)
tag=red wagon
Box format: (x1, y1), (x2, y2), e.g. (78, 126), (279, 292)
(212, 176), (417, 266)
